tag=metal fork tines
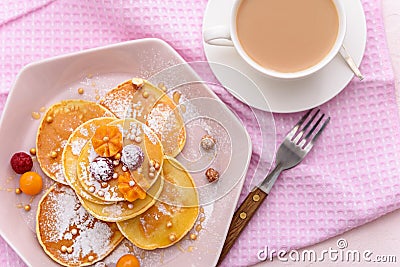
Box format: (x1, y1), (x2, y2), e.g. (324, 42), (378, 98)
(259, 108), (330, 194)
(216, 108), (330, 265)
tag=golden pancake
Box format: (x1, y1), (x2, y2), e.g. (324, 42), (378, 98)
(100, 79), (186, 157)
(36, 183), (124, 266)
(62, 117), (116, 205)
(117, 157), (199, 250)
(36, 100), (113, 184)
(78, 176), (164, 222)
(77, 118), (164, 202)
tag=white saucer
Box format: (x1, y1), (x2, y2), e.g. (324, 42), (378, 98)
(202, 0), (367, 113)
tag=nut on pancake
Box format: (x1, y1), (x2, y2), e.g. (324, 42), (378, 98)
(36, 183), (124, 266)
(36, 100), (113, 184)
(76, 118), (164, 202)
(62, 117), (116, 205)
(100, 79), (186, 157)
(78, 176), (164, 222)
(117, 156), (199, 250)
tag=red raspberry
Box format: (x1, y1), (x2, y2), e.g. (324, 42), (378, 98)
(90, 157), (114, 182)
(10, 152), (33, 174)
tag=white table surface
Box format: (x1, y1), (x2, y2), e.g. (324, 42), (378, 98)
(254, 0), (400, 266)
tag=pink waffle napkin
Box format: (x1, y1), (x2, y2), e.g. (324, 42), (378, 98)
(0, 0), (399, 266)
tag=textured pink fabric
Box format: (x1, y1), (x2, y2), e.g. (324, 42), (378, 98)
(0, 0), (398, 266)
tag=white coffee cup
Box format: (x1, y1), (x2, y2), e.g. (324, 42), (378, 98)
(203, 0), (346, 79)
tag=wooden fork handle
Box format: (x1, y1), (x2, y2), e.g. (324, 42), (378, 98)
(217, 187), (268, 265)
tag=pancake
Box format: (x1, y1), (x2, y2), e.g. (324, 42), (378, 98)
(36, 100), (113, 184)
(62, 117), (116, 205)
(36, 183), (124, 266)
(117, 157), (199, 250)
(77, 118), (164, 202)
(78, 176), (164, 222)
(100, 78), (186, 157)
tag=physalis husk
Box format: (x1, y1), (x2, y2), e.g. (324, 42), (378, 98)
(91, 125), (122, 157)
(118, 172), (146, 202)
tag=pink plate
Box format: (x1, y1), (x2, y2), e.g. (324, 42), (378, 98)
(0, 38), (254, 266)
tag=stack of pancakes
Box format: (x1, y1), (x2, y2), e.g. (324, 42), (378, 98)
(35, 79), (199, 266)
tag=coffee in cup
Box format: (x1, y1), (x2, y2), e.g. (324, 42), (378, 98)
(203, 0), (346, 79)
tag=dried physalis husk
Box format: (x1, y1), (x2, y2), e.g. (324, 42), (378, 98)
(200, 134), (216, 151)
(205, 168), (219, 183)
(117, 172), (146, 202)
(91, 125), (122, 157)
(131, 78), (144, 89)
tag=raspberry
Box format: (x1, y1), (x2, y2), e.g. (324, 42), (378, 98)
(90, 157), (114, 182)
(121, 145), (144, 171)
(10, 152), (33, 174)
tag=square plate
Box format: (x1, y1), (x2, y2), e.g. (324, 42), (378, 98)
(0, 38), (252, 266)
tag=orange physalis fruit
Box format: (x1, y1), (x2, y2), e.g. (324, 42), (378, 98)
(116, 253), (140, 267)
(118, 172), (146, 202)
(19, 171), (43, 196)
(91, 125), (122, 157)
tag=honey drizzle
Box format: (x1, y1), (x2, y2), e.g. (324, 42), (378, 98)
(0, 177), (16, 192)
(160, 250), (165, 264)
(195, 206), (205, 233)
(123, 241), (135, 253)
(195, 224), (202, 232)
(184, 205), (206, 253)
(180, 104), (186, 113)
(31, 112), (41, 120)
(95, 89), (100, 101)
(158, 82), (167, 92)
(176, 244), (185, 253)
(172, 91), (181, 104)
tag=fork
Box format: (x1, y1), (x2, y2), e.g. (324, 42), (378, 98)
(217, 108), (330, 265)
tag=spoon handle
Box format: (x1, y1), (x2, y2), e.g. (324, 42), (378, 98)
(340, 45), (364, 81)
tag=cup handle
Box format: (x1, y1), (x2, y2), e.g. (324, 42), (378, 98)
(203, 25), (233, 46)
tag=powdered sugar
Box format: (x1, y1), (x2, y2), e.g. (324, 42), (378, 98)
(143, 125), (158, 145)
(88, 144), (98, 162)
(79, 126), (89, 137)
(60, 140), (68, 149)
(90, 157), (114, 182)
(146, 102), (176, 137)
(157, 203), (172, 217)
(132, 101), (144, 119)
(128, 122), (142, 137)
(90, 124), (99, 135)
(71, 138), (87, 156)
(80, 152), (123, 201)
(39, 185), (116, 264)
(48, 162), (65, 182)
(102, 204), (123, 216)
(69, 221), (113, 259)
(116, 124), (129, 138)
(121, 145), (144, 171)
